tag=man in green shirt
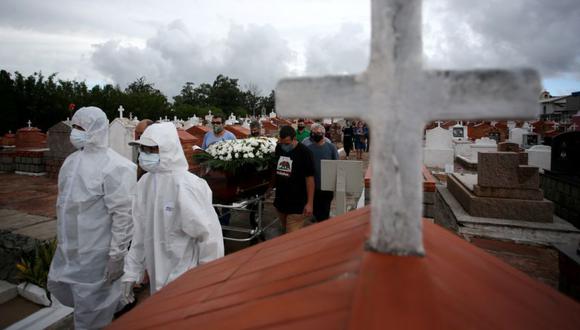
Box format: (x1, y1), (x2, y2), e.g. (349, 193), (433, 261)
(295, 118), (310, 142)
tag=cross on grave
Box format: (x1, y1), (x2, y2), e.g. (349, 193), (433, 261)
(435, 120), (443, 127)
(118, 105), (125, 119)
(27, 120), (32, 128)
(276, 0), (540, 255)
(569, 123), (578, 131)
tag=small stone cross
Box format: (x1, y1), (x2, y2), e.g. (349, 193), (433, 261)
(435, 120), (443, 127)
(27, 120), (32, 128)
(570, 123), (578, 131)
(118, 105), (125, 119)
(276, 0), (540, 255)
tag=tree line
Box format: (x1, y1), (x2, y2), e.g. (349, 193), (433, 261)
(0, 70), (275, 134)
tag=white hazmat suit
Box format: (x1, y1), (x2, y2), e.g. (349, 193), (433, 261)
(47, 107), (136, 329)
(123, 123), (224, 295)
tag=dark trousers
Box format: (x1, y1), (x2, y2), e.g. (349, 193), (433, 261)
(313, 190), (334, 222)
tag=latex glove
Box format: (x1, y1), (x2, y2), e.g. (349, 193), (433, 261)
(104, 257), (125, 284)
(120, 281), (135, 306)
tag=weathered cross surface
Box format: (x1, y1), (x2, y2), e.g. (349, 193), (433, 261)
(276, 0), (540, 255)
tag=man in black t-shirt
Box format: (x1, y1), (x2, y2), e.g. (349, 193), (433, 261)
(273, 125), (315, 233)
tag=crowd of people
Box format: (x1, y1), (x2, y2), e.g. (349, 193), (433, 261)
(48, 108), (365, 328)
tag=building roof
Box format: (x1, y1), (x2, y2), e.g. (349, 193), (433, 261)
(110, 206), (580, 329)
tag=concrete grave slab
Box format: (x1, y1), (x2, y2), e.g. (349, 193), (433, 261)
(12, 220), (57, 241)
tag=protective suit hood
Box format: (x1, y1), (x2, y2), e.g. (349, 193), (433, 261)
(71, 106), (109, 150)
(141, 123), (188, 172)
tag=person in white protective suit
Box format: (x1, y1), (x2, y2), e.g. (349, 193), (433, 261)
(121, 122), (224, 303)
(47, 106), (136, 329)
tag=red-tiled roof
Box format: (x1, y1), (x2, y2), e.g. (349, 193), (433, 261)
(110, 206), (580, 329)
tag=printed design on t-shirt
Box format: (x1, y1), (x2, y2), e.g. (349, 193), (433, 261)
(276, 156), (293, 177)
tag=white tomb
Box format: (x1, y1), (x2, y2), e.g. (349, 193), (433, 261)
(423, 126), (453, 169)
(527, 145), (551, 172)
(205, 111), (213, 123)
(184, 115), (200, 129)
(109, 117), (136, 161)
(269, 110), (277, 118)
(275, 0), (540, 255)
(509, 127), (529, 147)
(452, 139), (473, 159)
(466, 137), (497, 163)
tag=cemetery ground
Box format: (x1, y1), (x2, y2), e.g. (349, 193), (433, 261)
(0, 150), (571, 328)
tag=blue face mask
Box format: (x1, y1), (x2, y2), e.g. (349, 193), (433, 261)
(70, 128), (88, 149)
(139, 152), (161, 172)
(280, 143), (294, 153)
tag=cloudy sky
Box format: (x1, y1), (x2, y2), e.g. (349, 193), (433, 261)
(1, 0), (579, 97)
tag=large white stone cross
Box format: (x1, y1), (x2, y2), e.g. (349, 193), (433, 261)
(276, 0), (540, 255)
(118, 105), (125, 119)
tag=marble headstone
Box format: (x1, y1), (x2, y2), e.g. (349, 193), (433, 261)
(109, 118), (136, 161)
(423, 126), (453, 169)
(527, 145), (551, 172)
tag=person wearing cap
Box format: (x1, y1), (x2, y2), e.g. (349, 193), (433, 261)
(121, 122), (224, 305)
(47, 106), (136, 329)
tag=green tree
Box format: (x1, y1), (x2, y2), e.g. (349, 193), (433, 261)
(123, 77), (170, 120)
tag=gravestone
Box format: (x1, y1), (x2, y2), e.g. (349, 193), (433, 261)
(522, 132), (540, 149)
(45, 121), (75, 178)
(184, 115), (200, 129)
(488, 131), (501, 143)
(276, 0), (540, 255)
(527, 145), (551, 171)
(205, 111), (213, 123)
(550, 131), (580, 177)
(456, 137), (497, 170)
(109, 117), (136, 161)
(470, 137), (497, 162)
(423, 126), (453, 169)
(448, 152), (553, 222)
(498, 141), (528, 165)
(450, 123), (468, 141)
(509, 127), (529, 147)
(321, 160), (364, 216)
(541, 129), (580, 228)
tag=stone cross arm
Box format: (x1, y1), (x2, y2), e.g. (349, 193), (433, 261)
(277, 68), (540, 122)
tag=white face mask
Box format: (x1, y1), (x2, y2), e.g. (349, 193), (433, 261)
(139, 152), (161, 172)
(70, 128), (88, 149)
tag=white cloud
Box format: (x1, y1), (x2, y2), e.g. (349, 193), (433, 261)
(91, 21), (295, 96)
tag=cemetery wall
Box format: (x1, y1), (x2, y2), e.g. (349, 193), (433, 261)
(0, 150), (15, 172)
(13, 150), (46, 174)
(541, 173), (580, 228)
